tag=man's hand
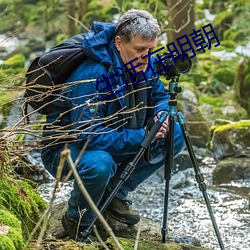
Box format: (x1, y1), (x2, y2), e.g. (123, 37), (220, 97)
(154, 111), (169, 139)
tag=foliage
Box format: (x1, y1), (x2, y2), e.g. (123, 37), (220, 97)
(234, 57), (250, 115)
(201, 0), (250, 47)
(185, 52), (239, 95)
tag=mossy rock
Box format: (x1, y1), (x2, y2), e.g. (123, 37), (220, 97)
(0, 209), (24, 250)
(0, 174), (47, 239)
(106, 237), (210, 250)
(209, 120), (250, 160)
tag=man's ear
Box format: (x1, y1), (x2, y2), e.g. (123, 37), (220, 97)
(115, 36), (122, 51)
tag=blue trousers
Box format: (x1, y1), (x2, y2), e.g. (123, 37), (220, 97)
(41, 123), (185, 226)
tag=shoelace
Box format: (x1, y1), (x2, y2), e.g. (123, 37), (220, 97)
(123, 199), (132, 209)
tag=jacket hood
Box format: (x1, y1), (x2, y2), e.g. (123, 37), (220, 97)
(82, 21), (116, 66)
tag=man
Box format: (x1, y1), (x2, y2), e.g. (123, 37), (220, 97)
(41, 9), (185, 241)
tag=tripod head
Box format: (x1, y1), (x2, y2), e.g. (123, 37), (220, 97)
(168, 76), (182, 100)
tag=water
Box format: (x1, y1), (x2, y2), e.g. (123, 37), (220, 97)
(38, 157), (250, 250)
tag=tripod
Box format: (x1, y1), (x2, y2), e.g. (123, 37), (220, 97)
(82, 77), (225, 249)
(162, 77), (225, 249)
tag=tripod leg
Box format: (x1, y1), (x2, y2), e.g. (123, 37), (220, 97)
(177, 112), (225, 250)
(162, 114), (175, 243)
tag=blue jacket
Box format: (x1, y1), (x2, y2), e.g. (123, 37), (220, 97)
(44, 21), (170, 156)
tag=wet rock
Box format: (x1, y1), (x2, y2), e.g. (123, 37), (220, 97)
(213, 157), (250, 184)
(209, 119), (250, 160)
(170, 168), (193, 189)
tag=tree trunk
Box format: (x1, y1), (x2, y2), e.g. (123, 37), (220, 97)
(78, 0), (88, 20)
(67, 0), (76, 36)
(167, 0), (195, 55)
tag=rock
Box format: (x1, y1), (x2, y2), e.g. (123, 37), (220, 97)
(44, 202), (212, 250)
(213, 157), (250, 184)
(179, 100), (211, 148)
(209, 120), (250, 160)
(170, 168), (193, 189)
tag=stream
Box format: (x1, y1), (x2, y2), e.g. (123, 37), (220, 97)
(38, 155), (250, 250)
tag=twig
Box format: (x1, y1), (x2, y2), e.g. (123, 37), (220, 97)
(68, 14), (90, 31)
(61, 148), (124, 250)
(134, 220), (142, 250)
(93, 225), (110, 250)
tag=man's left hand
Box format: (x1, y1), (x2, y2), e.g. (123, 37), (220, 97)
(154, 111), (169, 139)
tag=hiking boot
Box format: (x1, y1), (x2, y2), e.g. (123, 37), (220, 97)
(105, 196), (140, 225)
(61, 213), (97, 243)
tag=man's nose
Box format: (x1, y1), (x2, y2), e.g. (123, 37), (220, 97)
(140, 50), (150, 61)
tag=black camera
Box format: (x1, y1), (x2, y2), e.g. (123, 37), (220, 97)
(155, 52), (192, 80)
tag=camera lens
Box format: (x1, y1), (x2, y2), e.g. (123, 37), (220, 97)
(174, 54), (192, 73)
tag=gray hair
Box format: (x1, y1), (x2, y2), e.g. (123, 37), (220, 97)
(115, 9), (160, 43)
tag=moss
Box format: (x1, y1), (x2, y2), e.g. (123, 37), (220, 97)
(199, 95), (224, 107)
(0, 174), (47, 239)
(7, 228), (24, 249)
(0, 235), (16, 250)
(219, 40), (237, 52)
(106, 237), (208, 250)
(209, 120), (250, 151)
(213, 67), (235, 86)
(0, 209), (24, 249)
(1, 54), (25, 69)
(0, 209), (21, 229)
(213, 120), (250, 133)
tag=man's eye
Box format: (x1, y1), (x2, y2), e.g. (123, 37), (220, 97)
(136, 48), (145, 52)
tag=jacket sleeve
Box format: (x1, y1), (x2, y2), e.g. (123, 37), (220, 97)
(65, 62), (146, 156)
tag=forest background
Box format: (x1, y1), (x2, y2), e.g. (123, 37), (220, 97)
(0, 0), (250, 127)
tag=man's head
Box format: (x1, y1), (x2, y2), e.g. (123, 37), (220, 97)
(115, 9), (160, 73)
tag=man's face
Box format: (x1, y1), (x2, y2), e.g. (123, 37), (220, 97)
(115, 35), (157, 73)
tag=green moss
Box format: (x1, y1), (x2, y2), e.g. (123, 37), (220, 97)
(219, 40), (237, 52)
(199, 95), (224, 107)
(209, 120), (250, 150)
(7, 228), (24, 249)
(1, 54), (25, 69)
(0, 235), (16, 250)
(213, 67), (235, 86)
(106, 237), (207, 250)
(0, 175), (47, 239)
(213, 120), (250, 133)
(0, 209), (24, 249)
(0, 209), (21, 229)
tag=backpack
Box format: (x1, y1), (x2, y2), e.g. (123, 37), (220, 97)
(24, 34), (87, 115)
